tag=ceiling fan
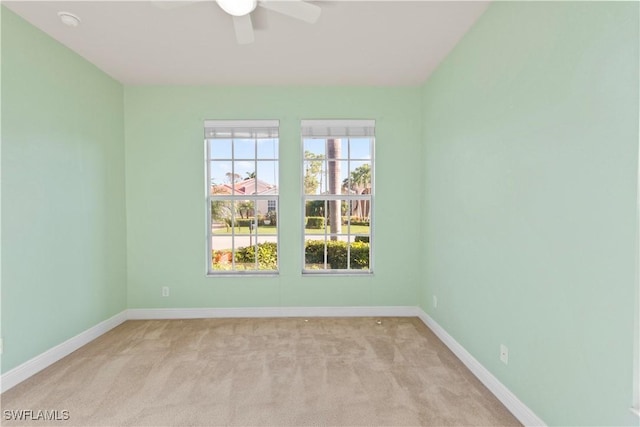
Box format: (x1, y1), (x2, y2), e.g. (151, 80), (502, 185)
(153, 0), (322, 45)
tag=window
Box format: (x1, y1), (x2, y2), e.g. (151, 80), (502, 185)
(205, 120), (279, 274)
(301, 120), (375, 273)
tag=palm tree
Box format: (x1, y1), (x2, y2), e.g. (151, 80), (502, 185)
(225, 172), (241, 184)
(245, 171), (256, 179)
(210, 184), (233, 230)
(327, 139), (342, 239)
(345, 164), (371, 220)
(238, 201), (254, 219)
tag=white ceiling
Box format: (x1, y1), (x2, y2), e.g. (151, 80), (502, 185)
(4, 1), (490, 86)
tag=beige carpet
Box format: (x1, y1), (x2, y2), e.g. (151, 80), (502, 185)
(1, 317), (520, 426)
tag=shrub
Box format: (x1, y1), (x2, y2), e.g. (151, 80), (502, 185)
(354, 236), (370, 243)
(306, 216), (325, 229)
(304, 240), (326, 265)
(264, 210), (277, 226)
(234, 242), (278, 270)
(305, 200), (324, 217)
(304, 240), (369, 269)
(212, 242), (278, 270)
(234, 218), (253, 228)
(341, 216), (370, 226)
(211, 249), (233, 271)
(212, 250), (232, 264)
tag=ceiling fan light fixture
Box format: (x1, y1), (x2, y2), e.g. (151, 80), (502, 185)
(57, 11), (81, 27)
(217, 0), (257, 17)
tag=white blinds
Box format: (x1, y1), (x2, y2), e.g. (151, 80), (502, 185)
(300, 120), (376, 138)
(204, 120), (279, 139)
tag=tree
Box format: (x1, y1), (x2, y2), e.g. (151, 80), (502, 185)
(352, 164), (371, 189)
(238, 201), (254, 219)
(327, 139), (342, 239)
(211, 184), (233, 230)
(303, 151), (324, 194)
(343, 164), (371, 220)
(245, 171), (256, 179)
(225, 172), (241, 183)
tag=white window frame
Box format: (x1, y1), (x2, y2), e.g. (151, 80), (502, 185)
(205, 119), (279, 275)
(301, 119), (375, 275)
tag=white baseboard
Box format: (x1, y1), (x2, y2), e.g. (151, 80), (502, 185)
(415, 309), (546, 427)
(127, 306), (420, 320)
(0, 311), (127, 393)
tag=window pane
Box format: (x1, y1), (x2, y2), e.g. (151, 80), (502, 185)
(208, 139), (232, 159)
(325, 238), (349, 270)
(236, 200), (256, 227)
(303, 138), (325, 157)
(348, 161), (372, 194)
(303, 160), (324, 195)
(349, 241), (370, 270)
(305, 239), (327, 270)
(305, 201), (328, 234)
(256, 237), (278, 271)
(233, 234), (252, 250)
(325, 138), (344, 159)
(258, 200), (278, 232)
(211, 199), (233, 230)
(234, 139), (255, 159)
(209, 161), (233, 188)
(236, 242), (259, 271)
(232, 161), (255, 193)
(325, 160), (349, 195)
(327, 199), (344, 231)
(258, 219), (277, 235)
(257, 138), (278, 160)
(256, 161), (278, 192)
(349, 138), (371, 160)
(348, 204), (371, 229)
(211, 237), (233, 271)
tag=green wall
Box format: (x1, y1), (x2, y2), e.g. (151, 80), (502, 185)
(124, 86), (422, 308)
(420, 2), (639, 426)
(1, 9), (127, 372)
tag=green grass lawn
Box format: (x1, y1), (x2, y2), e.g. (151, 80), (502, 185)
(304, 225), (370, 235)
(213, 225), (277, 235)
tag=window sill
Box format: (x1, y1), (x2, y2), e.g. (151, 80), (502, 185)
(302, 271), (374, 277)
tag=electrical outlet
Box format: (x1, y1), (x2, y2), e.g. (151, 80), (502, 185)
(162, 286), (170, 297)
(433, 295), (438, 309)
(500, 344), (509, 365)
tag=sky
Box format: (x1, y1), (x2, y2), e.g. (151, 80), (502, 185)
(207, 137), (373, 192)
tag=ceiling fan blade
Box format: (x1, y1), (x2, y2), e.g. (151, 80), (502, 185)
(233, 14), (255, 45)
(258, 0), (321, 24)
